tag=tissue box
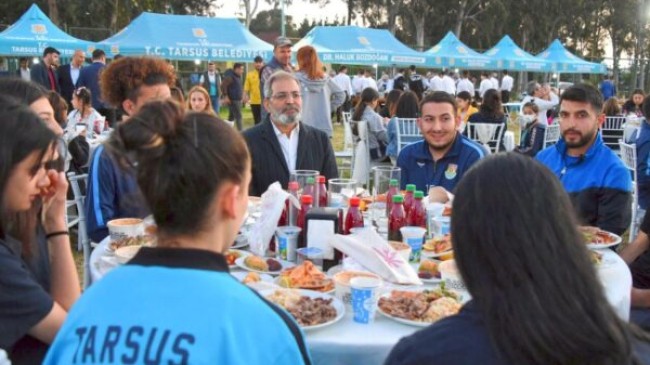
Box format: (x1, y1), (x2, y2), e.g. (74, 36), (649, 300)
(305, 208), (341, 267)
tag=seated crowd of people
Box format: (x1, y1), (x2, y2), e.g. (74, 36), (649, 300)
(2, 39), (650, 365)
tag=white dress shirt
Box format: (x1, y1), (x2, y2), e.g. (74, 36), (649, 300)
(364, 77), (378, 91)
(333, 73), (353, 95)
(500, 75), (514, 91)
(352, 76), (365, 95)
(429, 76), (443, 91)
(442, 75), (456, 95)
(456, 78), (475, 96)
(272, 122), (300, 172)
(71, 64), (82, 86)
(490, 77), (499, 90)
(20, 68), (30, 81)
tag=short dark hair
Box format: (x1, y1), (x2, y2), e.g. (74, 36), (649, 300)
(107, 100), (250, 238)
(43, 46), (59, 57)
(560, 83), (603, 114)
(409, 65), (416, 71)
(233, 63), (244, 69)
(420, 91), (457, 116)
(503, 70), (509, 74)
(338, 65), (347, 73)
(456, 91), (472, 102)
(92, 49), (105, 60)
(253, 56), (263, 63)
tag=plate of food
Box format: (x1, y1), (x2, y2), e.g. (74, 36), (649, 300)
(423, 235), (453, 258)
(225, 249), (250, 268)
(275, 261), (335, 293)
(107, 235), (155, 252)
(413, 259), (443, 284)
(231, 271), (273, 285)
(579, 227), (622, 249)
(262, 288), (345, 331)
(235, 255), (294, 275)
(377, 286), (462, 327)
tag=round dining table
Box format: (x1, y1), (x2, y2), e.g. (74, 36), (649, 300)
(89, 237), (631, 365)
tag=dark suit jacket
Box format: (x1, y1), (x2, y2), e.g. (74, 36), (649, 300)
(243, 121), (338, 197)
(78, 62), (105, 110)
(57, 64), (80, 106)
(30, 62), (60, 92)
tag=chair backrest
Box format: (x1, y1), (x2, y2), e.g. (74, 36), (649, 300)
(543, 124), (561, 148)
(395, 118), (422, 156)
(342, 113), (354, 152)
(619, 140), (637, 180)
(466, 122), (506, 153)
(351, 120), (370, 187)
(602, 116), (626, 152)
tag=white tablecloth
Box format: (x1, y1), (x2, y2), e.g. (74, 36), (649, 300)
(89, 240), (632, 365)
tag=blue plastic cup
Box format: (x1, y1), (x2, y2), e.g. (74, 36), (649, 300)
(350, 276), (382, 324)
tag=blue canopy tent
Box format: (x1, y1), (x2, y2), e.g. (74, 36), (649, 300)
(425, 31), (493, 70)
(536, 39), (606, 74)
(99, 12), (272, 61)
(292, 26), (427, 66)
(0, 4), (96, 57)
(483, 35), (551, 72)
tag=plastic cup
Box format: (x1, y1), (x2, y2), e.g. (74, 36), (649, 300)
(400, 226), (427, 263)
(328, 178), (358, 208)
(350, 276), (382, 324)
(275, 226), (302, 262)
(439, 260), (469, 295)
(296, 247), (324, 269)
(430, 216), (451, 238)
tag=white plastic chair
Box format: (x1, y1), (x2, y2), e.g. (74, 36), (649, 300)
(335, 112), (354, 175)
(466, 122), (506, 153)
(602, 116), (626, 153)
(619, 140), (639, 242)
(351, 120), (370, 187)
(67, 172), (92, 288)
(395, 118), (422, 156)
(543, 123), (561, 148)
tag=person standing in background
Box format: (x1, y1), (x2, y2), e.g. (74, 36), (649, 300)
(17, 57), (30, 81)
(600, 74), (617, 101)
(500, 70), (514, 103)
(78, 49), (114, 126)
(333, 65), (353, 124)
(244, 56), (264, 125)
(200, 61), (221, 116)
(221, 63), (245, 131)
(31, 47), (60, 93)
(260, 36), (294, 123)
(456, 70), (474, 97)
(57, 49), (85, 107)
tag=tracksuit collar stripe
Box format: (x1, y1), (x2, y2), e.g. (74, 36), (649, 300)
(128, 247), (229, 272)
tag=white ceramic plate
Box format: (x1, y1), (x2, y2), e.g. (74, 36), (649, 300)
(231, 234), (249, 249)
(273, 276), (335, 294)
(422, 249), (453, 258)
(260, 288), (345, 331)
(225, 249), (250, 269)
(410, 262), (443, 284)
(377, 288), (461, 327)
(586, 231), (622, 250)
(235, 256), (294, 276)
(230, 271), (273, 283)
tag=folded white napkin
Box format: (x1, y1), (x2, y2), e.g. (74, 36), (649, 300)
(328, 228), (422, 285)
(248, 182), (299, 256)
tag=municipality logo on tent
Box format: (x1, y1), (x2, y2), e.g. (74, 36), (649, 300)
(357, 37), (370, 46)
(193, 28), (207, 38)
(31, 24), (47, 35)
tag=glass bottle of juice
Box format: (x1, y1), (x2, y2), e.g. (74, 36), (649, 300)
(407, 191), (427, 228)
(386, 179), (399, 216)
(287, 181), (299, 226)
(302, 177), (316, 206)
(404, 184), (416, 216)
(317, 175), (328, 208)
(388, 195), (406, 241)
(297, 194), (313, 248)
(344, 196), (364, 234)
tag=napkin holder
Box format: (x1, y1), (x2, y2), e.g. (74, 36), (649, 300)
(305, 208), (340, 269)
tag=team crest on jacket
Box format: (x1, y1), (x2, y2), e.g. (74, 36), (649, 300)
(445, 164), (458, 180)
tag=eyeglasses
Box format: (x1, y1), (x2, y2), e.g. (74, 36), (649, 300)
(271, 92), (301, 101)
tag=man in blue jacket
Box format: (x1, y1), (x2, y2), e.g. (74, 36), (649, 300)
(85, 57), (175, 242)
(221, 63), (244, 131)
(77, 50), (113, 123)
(397, 91), (485, 200)
(537, 83), (631, 235)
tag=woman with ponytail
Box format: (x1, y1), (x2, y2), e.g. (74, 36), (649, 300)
(45, 100), (312, 365)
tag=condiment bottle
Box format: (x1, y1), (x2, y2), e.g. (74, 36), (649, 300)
(407, 190), (427, 228)
(297, 194), (313, 248)
(317, 175), (328, 208)
(344, 196), (364, 234)
(386, 178), (399, 216)
(404, 184), (416, 216)
(302, 177), (316, 205)
(388, 195), (406, 241)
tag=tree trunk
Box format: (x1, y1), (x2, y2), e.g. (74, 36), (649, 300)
(347, 0), (353, 25)
(454, 0), (467, 39)
(414, 16), (425, 51)
(387, 1), (400, 35)
(611, 37), (619, 88)
(48, 0), (59, 25)
(111, 0), (119, 31)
